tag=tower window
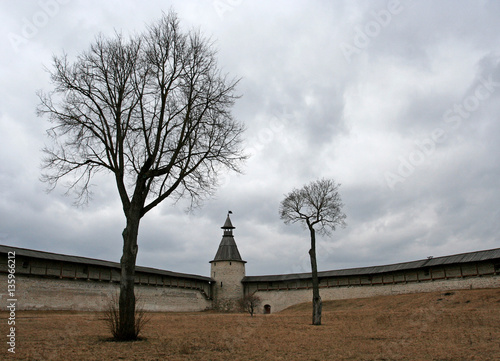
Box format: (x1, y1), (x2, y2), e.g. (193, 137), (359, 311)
(221, 282), (223, 287)
(230, 262), (232, 265)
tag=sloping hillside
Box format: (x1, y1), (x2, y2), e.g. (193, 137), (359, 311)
(281, 287), (500, 314)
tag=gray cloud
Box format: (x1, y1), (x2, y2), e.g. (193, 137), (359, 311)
(0, 0), (499, 279)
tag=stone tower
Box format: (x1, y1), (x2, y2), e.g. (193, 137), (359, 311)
(210, 212), (246, 311)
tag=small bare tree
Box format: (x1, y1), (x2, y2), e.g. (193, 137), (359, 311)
(38, 11), (245, 340)
(104, 293), (150, 340)
(238, 294), (262, 317)
(279, 178), (346, 325)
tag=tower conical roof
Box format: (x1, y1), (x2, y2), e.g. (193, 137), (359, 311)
(212, 237), (244, 262)
(222, 215), (235, 229)
(210, 213), (246, 263)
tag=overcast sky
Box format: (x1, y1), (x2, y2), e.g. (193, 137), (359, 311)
(1, 0), (499, 277)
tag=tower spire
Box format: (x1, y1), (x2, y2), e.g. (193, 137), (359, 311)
(222, 211), (235, 235)
(210, 212), (245, 263)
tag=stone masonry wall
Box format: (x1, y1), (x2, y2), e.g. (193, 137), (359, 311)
(2, 247), (498, 314)
(211, 261), (245, 310)
(253, 274), (500, 313)
(0, 274), (212, 312)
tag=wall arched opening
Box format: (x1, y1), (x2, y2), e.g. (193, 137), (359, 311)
(264, 304), (271, 314)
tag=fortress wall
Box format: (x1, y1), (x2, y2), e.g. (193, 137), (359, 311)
(0, 274), (212, 312)
(2, 246), (499, 314)
(0, 249), (213, 312)
(252, 273), (500, 313)
(5, 256), (211, 296)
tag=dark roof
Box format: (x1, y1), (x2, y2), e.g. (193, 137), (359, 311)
(222, 214), (235, 229)
(210, 236), (245, 263)
(242, 247), (500, 283)
(0, 244), (212, 282)
(210, 213), (244, 263)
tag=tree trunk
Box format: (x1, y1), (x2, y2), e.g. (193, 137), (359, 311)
(308, 226), (322, 325)
(118, 210), (140, 340)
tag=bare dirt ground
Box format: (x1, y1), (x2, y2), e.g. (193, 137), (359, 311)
(2, 288), (499, 360)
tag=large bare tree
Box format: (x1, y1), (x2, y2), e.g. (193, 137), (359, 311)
(279, 178), (346, 325)
(38, 12), (245, 340)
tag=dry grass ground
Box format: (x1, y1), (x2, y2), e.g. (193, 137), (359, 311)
(2, 288), (499, 360)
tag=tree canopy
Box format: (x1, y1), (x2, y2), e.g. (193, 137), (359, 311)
(39, 12), (245, 213)
(280, 178), (347, 235)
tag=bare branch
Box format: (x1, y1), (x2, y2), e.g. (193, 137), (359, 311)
(279, 178), (347, 235)
(38, 10), (245, 215)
